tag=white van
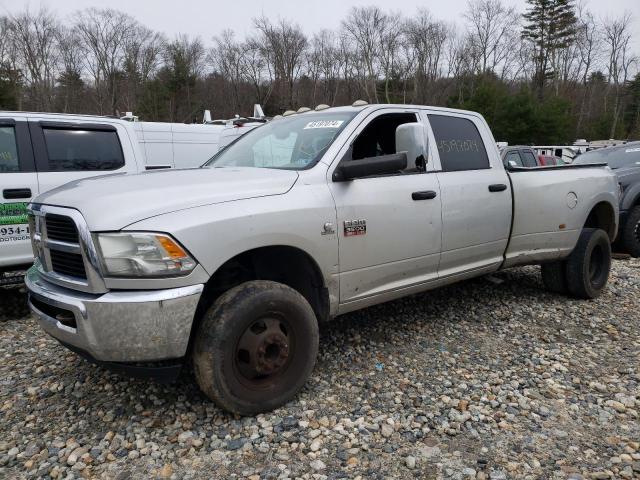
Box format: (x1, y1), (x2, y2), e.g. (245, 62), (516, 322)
(123, 106), (267, 169)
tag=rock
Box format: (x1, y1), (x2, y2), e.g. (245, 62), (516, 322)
(178, 431), (194, 443)
(310, 439), (322, 452)
(405, 456), (416, 469)
(226, 439), (244, 451)
(158, 464), (173, 478)
(310, 459), (326, 470)
(462, 467), (477, 478)
(381, 424), (393, 438)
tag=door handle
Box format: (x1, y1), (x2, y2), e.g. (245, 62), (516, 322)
(412, 190), (437, 200)
(3, 188), (32, 199)
(488, 184), (507, 192)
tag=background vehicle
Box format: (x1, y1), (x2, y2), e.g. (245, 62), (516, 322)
(573, 141), (640, 256)
(538, 154), (565, 166)
(26, 104), (618, 415)
(123, 105), (267, 169)
(0, 112), (146, 274)
(0, 110), (268, 276)
(500, 146), (541, 167)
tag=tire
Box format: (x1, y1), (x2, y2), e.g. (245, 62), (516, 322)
(193, 280), (319, 415)
(541, 261), (568, 294)
(621, 206), (640, 258)
(565, 228), (611, 299)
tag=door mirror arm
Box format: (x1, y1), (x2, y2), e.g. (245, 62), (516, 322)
(333, 152), (408, 182)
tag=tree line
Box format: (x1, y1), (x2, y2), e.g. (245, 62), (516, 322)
(0, 0), (638, 144)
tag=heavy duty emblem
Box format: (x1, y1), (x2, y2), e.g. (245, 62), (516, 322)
(344, 219), (366, 236)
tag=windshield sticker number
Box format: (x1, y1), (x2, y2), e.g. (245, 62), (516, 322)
(304, 120), (344, 129)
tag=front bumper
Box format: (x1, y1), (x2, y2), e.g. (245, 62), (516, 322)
(26, 267), (204, 363)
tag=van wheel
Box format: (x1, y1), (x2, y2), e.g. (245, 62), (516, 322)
(541, 261), (568, 294)
(621, 206), (640, 257)
(193, 280), (318, 415)
(565, 228), (611, 299)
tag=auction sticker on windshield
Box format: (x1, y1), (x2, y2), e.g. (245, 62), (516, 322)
(304, 120), (344, 129)
(0, 202), (30, 243)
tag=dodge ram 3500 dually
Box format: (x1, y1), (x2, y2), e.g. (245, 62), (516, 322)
(26, 104), (619, 415)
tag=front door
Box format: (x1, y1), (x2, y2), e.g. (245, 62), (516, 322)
(0, 118), (39, 268)
(328, 109), (442, 308)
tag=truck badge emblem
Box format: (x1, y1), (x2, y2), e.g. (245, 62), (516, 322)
(321, 223), (335, 235)
(344, 219), (366, 236)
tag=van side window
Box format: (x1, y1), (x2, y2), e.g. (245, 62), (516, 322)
(351, 113), (417, 160)
(42, 128), (125, 171)
(428, 115), (489, 172)
(0, 127), (20, 172)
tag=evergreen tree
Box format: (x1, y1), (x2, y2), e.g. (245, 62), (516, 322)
(522, 0), (577, 99)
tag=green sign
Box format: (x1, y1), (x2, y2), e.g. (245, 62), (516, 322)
(0, 202), (28, 225)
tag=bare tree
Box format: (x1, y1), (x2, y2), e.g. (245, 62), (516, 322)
(9, 7), (61, 111)
(341, 6), (388, 102)
(241, 37), (272, 106)
(253, 16), (307, 109)
(464, 0), (518, 75)
(573, 4), (601, 134)
(74, 8), (138, 114)
(210, 30), (244, 112)
(405, 9), (450, 103)
(122, 24), (164, 111)
(0, 16), (23, 109)
(602, 12), (637, 137)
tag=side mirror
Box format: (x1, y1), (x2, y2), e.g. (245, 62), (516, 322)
(396, 123), (428, 171)
(333, 152), (408, 182)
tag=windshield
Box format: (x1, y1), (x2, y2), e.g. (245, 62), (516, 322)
(205, 111), (357, 170)
(573, 144), (640, 170)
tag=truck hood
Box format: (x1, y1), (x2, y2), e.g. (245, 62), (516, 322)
(33, 167), (298, 230)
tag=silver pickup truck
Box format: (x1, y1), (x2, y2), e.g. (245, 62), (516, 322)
(26, 104), (619, 415)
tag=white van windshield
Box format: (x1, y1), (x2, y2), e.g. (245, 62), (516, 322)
(204, 111), (357, 170)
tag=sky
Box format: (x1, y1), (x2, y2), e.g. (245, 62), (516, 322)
(1, 0), (638, 49)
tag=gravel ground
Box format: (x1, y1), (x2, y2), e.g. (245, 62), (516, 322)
(1, 260), (639, 480)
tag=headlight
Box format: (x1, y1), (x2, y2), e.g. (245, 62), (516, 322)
(95, 232), (197, 277)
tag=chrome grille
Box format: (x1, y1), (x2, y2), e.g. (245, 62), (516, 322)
(29, 204), (107, 294)
(45, 214), (79, 243)
(50, 250), (87, 279)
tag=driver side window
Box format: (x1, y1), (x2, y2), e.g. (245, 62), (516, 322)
(350, 113), (417, 161)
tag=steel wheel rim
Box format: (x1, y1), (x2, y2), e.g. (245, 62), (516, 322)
(234, 315), (293, 388)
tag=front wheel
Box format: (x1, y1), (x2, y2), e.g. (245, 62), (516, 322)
(193, 280), (319, 415)
(621, 206), (640, 258)
(565, 228), (611, 299)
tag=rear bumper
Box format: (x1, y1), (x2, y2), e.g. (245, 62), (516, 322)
(26, 266), (204, 363)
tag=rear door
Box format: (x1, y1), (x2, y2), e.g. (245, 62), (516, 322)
(427, 113), (512, 277)
(0, 117), (38, 268)
(28, 120), (133, 195)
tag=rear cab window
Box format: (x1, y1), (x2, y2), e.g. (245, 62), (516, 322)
(0, 126), (19, 172)
(428, 114), (489, 172)
(521, 150), (539, 167)
(41, 128), (125, 171)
